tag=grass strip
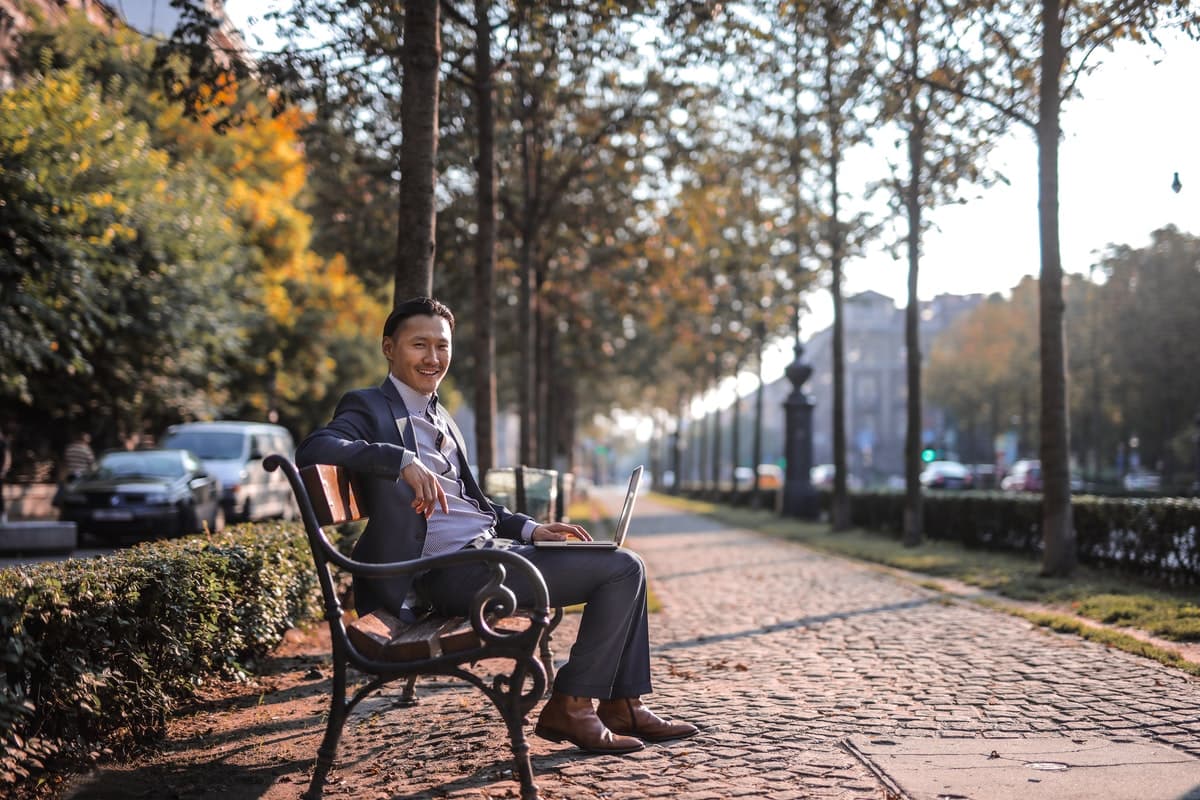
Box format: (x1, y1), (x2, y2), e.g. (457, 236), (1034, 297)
(988, 602), (1200, 677)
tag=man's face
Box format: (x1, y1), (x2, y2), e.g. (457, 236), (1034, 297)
(382, 314), (453, 395)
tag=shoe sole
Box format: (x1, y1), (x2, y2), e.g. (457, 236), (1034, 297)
(533, 724), (645, 754)
(608, 727), (700, 743)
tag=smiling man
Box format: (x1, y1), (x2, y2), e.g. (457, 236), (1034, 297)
(295, 296), (696, 755)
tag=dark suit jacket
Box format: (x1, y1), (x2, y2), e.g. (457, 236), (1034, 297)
(295, 378), (532, 616)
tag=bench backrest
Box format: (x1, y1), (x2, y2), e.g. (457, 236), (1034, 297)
(300, 464), (364, 526)
(301, 462), (567, 527)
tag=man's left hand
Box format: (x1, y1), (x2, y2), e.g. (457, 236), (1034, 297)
(530, 522), (592, 543)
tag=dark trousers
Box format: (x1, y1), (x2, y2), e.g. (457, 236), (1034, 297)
(419, 544), (652, 700)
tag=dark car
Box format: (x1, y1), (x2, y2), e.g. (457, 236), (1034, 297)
(56, 449), (224, 542)
(919, 460), (974, 490)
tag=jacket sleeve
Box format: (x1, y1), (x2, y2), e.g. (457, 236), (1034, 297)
(494, 505), (534, 540)
(295, 389), (412, 478)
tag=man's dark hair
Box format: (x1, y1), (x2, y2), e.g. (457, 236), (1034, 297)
(382, 297), (455, 338)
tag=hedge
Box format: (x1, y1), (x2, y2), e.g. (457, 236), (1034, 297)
(0, 522), (320, 793)
(842, 491), (1200, 584)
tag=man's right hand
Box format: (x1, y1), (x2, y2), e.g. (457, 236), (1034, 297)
(400, 460), (449, 518)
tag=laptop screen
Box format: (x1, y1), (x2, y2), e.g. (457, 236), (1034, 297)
(610, 465), (644, 547)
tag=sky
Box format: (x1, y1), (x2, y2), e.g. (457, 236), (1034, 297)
(220, 4), (1198, 401)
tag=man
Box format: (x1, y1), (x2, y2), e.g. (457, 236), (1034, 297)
(62, 432), (96, 481)
(296, 297), (696, 754)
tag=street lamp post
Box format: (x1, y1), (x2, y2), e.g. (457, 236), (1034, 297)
(782, 337), (819, 519)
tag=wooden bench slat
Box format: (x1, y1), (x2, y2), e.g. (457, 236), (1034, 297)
(347, 609), (534, 664)
(301, 463), (362, 527)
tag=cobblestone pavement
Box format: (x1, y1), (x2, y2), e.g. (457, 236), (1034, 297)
(64, 490), (1200, 800)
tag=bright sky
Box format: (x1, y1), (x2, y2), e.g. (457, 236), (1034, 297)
(224, 5), (1198, 409)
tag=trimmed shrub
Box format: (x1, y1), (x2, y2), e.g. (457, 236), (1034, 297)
(0, 522), (318, 792)
(844, 490), (1200, 583)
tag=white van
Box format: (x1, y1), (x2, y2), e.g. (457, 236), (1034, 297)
(161, 421), (296, 522)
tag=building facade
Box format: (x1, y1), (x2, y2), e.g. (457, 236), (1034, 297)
(686, 290), (984, 488)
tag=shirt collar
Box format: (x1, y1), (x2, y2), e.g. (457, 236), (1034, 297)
(388, 373), (436, 417)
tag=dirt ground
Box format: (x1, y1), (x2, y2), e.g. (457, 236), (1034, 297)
(49, 617), (600, 800)
(52, 624), (342, 800)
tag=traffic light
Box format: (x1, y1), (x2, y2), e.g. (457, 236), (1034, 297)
(920, 447), (938, 463)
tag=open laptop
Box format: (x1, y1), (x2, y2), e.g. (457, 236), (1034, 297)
(534, 465), (644, 550)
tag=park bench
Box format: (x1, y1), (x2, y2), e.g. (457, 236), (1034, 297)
(264, 455), (568, 800)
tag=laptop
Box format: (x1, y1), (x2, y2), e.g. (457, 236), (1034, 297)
(534, 465), (644, 550)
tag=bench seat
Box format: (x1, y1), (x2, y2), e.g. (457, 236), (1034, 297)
(347, 608), (538, 662)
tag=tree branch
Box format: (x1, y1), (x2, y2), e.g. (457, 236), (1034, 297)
(901, 65), (1035, 131)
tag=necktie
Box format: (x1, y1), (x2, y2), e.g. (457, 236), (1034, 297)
(426, 397), (444, 442)
(426, 397), (451, 472)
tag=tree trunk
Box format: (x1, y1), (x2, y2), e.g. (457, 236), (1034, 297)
(710, 373), (722, 494)
(536, 289), (551, 467)
(515, 12), (537, 468)
(517, 232), (535, 467)
(1037, 0), (1076, 576)
(902, 10), (925, 547)
(565, 383), (577, 473)
(824, 17), (850, 531)
(731, 390), (742, 499)
(540, 317), (557, 467)
(395, 0), (440, 302)
(673, 393), (686, 495)
(752, 336), (766, 508)
(471, 0), (497, 475)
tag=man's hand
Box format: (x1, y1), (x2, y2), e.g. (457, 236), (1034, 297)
(530, 521), (592, 543)
(400, 460), (449, 518)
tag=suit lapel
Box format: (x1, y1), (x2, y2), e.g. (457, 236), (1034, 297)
(379, 378), (417, 451)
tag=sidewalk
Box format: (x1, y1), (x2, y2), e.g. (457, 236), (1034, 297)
(62, 490), (1200, 800)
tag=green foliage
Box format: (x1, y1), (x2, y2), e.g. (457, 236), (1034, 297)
(0, 12), (383, 447)
(0, 66), (245, 423)
(0, 523), (319, 793)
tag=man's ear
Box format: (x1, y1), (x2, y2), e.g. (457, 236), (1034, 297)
(382, 335), (393, 359)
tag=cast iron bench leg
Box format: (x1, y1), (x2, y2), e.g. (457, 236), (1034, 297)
(304, 655), (349, 799)
(399, 674), (418, 705)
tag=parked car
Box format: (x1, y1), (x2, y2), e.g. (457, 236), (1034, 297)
(919, 460), (974, 490)
(1122, 469), (1162, 492)
(161, 421), (296, 522)
(734, 464), (785, 491)
(55, 449), (224, 542)
(1001, 459), (1042, 492)
(810, 464), (863, 490)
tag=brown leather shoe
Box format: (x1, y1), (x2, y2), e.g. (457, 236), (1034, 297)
(597, 698), (699, 742)
(535, 693), (645, 754)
